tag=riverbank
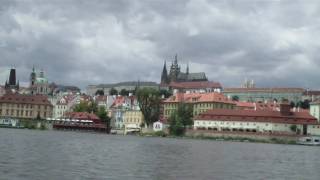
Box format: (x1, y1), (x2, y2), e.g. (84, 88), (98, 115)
(0, 125), (299, 145)
(139, 131), (299, 145)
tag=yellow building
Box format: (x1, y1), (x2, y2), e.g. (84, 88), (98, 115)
(0, 93), (53, 119)
(123, 110), (144, 133)
(163, 92), (235, 119)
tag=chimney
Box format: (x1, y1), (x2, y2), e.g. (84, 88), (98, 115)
(280, 100), (292, 116)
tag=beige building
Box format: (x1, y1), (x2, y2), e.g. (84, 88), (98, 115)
(123, 110), (144, 133)
(194, 103), (320, 136)
(0, 93), (53, 119)
(310, 101), (320, 122)
(163, 92), (235, 119)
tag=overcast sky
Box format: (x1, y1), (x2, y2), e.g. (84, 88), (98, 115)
(1, 0), (320, 89)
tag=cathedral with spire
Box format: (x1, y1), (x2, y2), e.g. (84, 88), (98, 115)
(29, 66), (49, 95)
(160, 54), (208, 85)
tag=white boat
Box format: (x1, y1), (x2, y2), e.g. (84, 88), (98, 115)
(297, 136), (320, 146)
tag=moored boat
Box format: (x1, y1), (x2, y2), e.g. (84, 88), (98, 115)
(297, 136), (320, 146)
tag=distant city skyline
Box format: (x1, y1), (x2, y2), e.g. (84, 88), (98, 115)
(1, 0), (320, 89)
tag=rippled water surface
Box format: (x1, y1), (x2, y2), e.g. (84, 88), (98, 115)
(1, 128), (320, 180)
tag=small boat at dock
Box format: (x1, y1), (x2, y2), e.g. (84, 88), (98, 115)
(297, 136), (320, 146)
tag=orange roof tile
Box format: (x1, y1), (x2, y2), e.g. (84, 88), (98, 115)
(196, 109), (318, 125)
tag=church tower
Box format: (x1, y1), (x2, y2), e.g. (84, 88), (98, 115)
(30, 66), (36, 94)
(186, 62), (189, 75)
(169, 54), (180, 82)
(5, 68), (19, 92)
(160, 61), (169, 85)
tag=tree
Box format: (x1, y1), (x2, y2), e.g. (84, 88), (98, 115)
(120, 89), (129, 96)
(87, 101), (98, 113)
(74, 101), (88, 112)
(169, 112), (185, 136)
(290, 101), (295, 108)
(232, 95), (239, 101)
(177, 103), (193, 129)
(169, 103), (194, 136)
(297, 100), (310, 109)
(74, 101), (98, 113)
(290, 124), (297, 133)
(136, 88), (161, 128)
(159, 89), (172, 98)
(109, 88), (118, 95)
(95, 89), (104, 96)
(96, 106), (111, 133)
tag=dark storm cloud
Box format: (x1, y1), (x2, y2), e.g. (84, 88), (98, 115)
(0, 0), (320, 89)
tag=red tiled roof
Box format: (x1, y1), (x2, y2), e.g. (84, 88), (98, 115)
(235, 101), (255, 108)
(110, 95), (136, 108)
(164, 92), (235, 104)
(169, 81), (222, 89)
(0, 93), (52, 106)
(111, 96), (125, 107)
(196, 109), (318, 125)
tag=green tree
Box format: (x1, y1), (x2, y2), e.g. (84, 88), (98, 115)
(169, 112), (185, 136)
(109, 88), (118, 95)
(120, 89), (129, 96)
(96, 106), (111, 133)
(87, 101), (98, 113)
(290, 124), (297, 133)
(159, 89), (172, 98)
(176, 103), (193, 129)
(169, 103), (193, 136)
(95, 89), (104, 96)
(136, 88), (161, 127)
(297, 100), (310, 109)
(74, 101), (98, 113)
(74, 101), (89, 112)
(290, 101), (295, 108)
(232, 95), (239, 101)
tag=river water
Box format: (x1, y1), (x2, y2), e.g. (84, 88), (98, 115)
(0, 129), (320, 180)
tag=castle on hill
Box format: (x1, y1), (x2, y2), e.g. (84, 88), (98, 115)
(160, 54), (208, 85)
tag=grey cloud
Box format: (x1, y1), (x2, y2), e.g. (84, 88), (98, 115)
(0, 0), (320, 89)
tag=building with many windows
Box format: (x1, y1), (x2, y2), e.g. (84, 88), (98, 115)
(166, 81), (222, 94)
(109, 96), (139, 129)
(163, 92), (235, 119)
(194, 103), (320, 136)
(124, 110), (144, 133)
(0, 93), (53, 119)
(223, 88), (304, 104)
